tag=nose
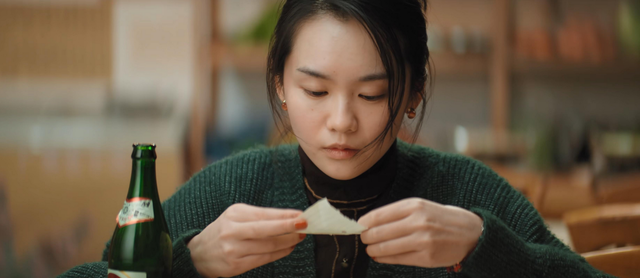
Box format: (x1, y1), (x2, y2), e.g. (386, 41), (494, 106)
(326, 97), (357, 133)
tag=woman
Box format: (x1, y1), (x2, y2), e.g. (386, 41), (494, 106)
(62, 0), (611, 277)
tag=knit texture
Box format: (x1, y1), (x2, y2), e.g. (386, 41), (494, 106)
(59, 141), (612, 278)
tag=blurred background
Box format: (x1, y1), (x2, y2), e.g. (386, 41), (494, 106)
(0, 0), (639, 277)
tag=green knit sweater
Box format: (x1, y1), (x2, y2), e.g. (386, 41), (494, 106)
(60, 141), (611, 277)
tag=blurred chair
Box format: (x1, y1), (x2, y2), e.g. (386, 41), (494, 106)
(0, 177), (16, 278)
(582, 246), (640, 278)
(0, 176), (91, 277)
(523, 174), (548, 211)
(563, 203), (640, 253)
(542, 166), (596, 218)
(595, 172), (640, 204)
(485, 162), (548, 210)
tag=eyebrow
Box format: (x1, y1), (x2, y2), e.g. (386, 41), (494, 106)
(296, 67), (387, 82)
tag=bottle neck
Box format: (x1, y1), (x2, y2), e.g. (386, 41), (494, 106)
(127, 158), (159, 200)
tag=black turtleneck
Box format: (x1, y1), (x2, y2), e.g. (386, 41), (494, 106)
(298, 141), (397, 278)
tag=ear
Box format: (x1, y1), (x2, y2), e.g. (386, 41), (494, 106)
(406, 78), (425, 109)
(275, 75), (285, 102)
(408, 91), (424, 110)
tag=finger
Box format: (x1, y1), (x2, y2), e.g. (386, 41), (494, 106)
(373, 251), (421, 267)
(226, 204), (303, 222)
(237, 233), (304, 257)
(366, 234), (421, 258)
(238, 245), (295, 271)
(235, 218), (307, 239)
(360, 215), (415, 245)
(358, 198), (425, 228)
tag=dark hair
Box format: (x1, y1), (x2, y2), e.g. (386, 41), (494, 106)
(267, 0), (431, 149)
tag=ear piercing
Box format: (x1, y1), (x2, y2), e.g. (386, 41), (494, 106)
(407, 107), (416, 119)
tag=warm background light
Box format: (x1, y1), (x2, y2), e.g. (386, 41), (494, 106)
(0, 0), (639, 277)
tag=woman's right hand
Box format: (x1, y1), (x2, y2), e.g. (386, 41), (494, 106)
(187, 203), (308, 278)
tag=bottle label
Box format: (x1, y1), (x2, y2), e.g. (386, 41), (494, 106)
(116, 197), (155, 227)
(108, 269), (147, 278)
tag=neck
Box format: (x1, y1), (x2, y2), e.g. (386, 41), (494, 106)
(298, 140), (397, 202)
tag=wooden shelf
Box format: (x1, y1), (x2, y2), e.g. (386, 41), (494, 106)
(212, 42), (491, 77)
(513, 58), (640, 79)
(430, 51), (489, 78)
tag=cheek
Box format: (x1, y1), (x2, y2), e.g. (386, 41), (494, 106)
(287, 96), (321, 138)
(289, 110), (313, 134)
(361, 105), (403, 146)
(364, 104), (391, 134)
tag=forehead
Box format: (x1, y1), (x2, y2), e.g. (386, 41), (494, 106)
(287, 15), (384, 77)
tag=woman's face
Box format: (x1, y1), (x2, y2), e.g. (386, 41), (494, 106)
(279, 15), (412, 180)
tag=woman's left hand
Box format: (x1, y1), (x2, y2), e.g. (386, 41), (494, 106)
(358, 197), (483, 268)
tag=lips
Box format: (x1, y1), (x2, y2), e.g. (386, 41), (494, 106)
(323, 144), (360, 160)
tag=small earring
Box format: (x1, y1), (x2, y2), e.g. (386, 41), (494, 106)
(406, 107), (416, 119)
(281, 99), (288, 111)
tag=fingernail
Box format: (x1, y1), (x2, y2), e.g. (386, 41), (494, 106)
(299, 233), (306, 240)
(294, 220), (307, 230)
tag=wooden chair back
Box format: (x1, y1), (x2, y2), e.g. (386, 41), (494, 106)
(582, 246), (640, 278)
(485, 162), (547, 210)
(563, 203), (640, 253)
(595, 172), (640, 204)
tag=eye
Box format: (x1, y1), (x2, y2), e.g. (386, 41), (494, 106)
(359, 94), (387, 101)
(304, 89), (327, 97)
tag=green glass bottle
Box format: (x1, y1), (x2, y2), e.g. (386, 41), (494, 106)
(107, 144), (172, 278)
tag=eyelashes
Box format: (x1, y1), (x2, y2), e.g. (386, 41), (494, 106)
(304, 89), (327, 97)
(359, 94), (386, 101)
(303, 89), (386, 101)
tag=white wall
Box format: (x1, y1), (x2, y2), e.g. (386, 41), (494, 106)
(111, 0), (210, 121)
